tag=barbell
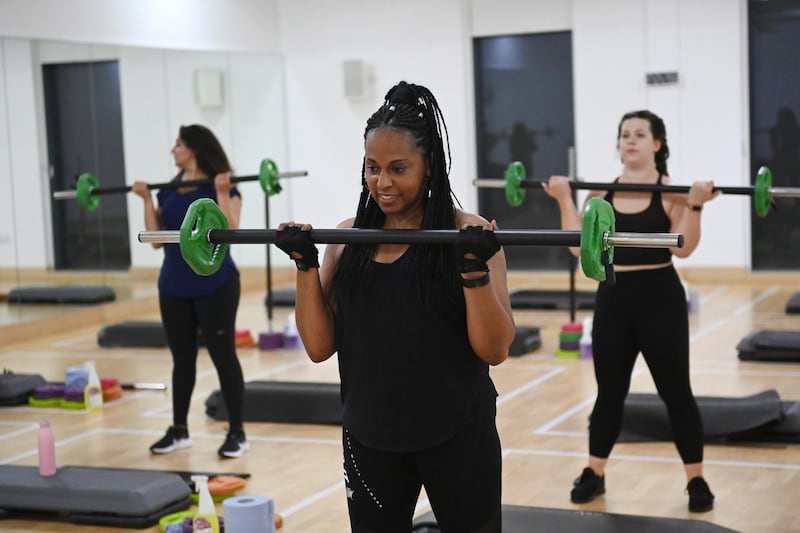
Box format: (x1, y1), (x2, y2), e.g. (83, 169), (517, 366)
(52, 158), (308, 212)
(473, 161), (800, 217)
(138, 197), (684, 282)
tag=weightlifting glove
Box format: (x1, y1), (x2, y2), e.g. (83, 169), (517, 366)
(276, 226), (320, 271)
(454, 225), (500, 274)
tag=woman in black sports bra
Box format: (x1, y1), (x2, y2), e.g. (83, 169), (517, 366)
(543, 110), (719, 513)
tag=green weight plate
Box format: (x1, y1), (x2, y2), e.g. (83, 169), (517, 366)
(179, 198), (229, 276)
(259, 158), (281, 196)
(76, 173), (100, 211)
(504, 161), (526, 207)
(754, 166), (772, 218)
(580, 197), (615, 282)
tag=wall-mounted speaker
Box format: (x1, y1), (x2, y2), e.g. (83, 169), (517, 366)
(343, 60), (373, 100)
(194, 68), (224, 109)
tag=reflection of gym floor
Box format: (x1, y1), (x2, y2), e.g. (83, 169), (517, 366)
(0, 268), (798, 532)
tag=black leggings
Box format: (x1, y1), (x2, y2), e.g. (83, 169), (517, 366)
(590, 265), (704, 464)
(159, 270), (244, 432)
(343, 402), (501, 533)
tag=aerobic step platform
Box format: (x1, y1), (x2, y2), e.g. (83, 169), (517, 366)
(7, 286), (115, 304)
(0, 465), (191, 529)
(509, 289), (595, 310)
(97, 321), (168, 348)
(736, 329), (800, 362)
(206, 380), (342, 425)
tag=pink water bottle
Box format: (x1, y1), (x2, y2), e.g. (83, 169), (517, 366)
(38, 420), (56, 477)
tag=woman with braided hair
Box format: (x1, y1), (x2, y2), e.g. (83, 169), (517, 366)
(276, 81), (515, 532)
(543, 110), (718, 512)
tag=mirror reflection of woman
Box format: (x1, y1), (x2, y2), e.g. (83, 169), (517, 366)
(132, 124), (247, 459)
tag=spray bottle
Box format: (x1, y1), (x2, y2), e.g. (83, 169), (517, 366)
(84, 360), (103, 410)
(579, 316), (593, 359)
(190, 475), (220, 533)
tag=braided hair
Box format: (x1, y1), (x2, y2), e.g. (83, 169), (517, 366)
(331, 81), (462, 304)
(617, 110), (670, 176)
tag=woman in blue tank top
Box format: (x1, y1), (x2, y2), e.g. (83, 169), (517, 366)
(132, 125), (248, 460)
(543, 110), (719, 513)
(275, 82), (516, 532)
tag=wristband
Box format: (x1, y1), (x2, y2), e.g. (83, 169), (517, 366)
(461, 272), (491, 288)
(686, 203), (703, 212)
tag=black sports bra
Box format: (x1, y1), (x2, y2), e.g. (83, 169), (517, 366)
(604, 175), (672, 265)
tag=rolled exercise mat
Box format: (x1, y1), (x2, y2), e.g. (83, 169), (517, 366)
(617, 390), (796, 444)
(223, 495), (274, 533)
(411, 504), (739, 532)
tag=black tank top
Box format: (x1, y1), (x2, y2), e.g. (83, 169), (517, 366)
(335, 248), (497, 452)
(604, 175), (672, 265)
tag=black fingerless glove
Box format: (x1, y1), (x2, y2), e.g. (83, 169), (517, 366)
(454, 226), (500, 274)
(276, 227), (320, 271)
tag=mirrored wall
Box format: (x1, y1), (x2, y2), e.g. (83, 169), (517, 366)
(0, 37), (287, 327)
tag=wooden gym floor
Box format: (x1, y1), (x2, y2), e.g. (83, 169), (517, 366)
(0, 266), (798, 533)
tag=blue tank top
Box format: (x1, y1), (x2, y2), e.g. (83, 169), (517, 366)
(335, 248), (497, 452)
(156, 184), (240, 297)
(604, 175), (672, 265)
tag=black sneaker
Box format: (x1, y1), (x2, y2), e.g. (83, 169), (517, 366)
(570, 467), (605, 503)
(218, 429), (249, 458)
(686, 476), (714, 512)
(149, 426), (192, 454)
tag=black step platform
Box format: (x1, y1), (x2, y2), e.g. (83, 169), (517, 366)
(736, 330), (800, 362)
(0, 372), (47, 406)
(265, 287), (297, 307)
(0, 465), (191, 529)
(411, 504), (738, 532)
(97, 321), (168, 348)
(7, 286), (116, 304)
(618, 390), (800, 445)
(206, 380), (342, 424)
(786, 292), (800, 314)
(509, 326), (541, 356)
(509, 289), (595, 310)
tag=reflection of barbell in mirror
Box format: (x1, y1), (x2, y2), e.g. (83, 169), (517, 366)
(473, 162), (800, 217)
(138, 197), (684, 284)
(52, 158), (308, 212)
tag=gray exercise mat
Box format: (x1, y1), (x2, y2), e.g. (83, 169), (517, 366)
(411, 505), (740, 532)
(0, 464), (191, 528)
(618, 390), (800, 444)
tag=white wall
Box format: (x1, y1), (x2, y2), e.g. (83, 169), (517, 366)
(280, 0), (751, 270)
(0, 0), (766, 272)
(0, 0), (281, 52)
